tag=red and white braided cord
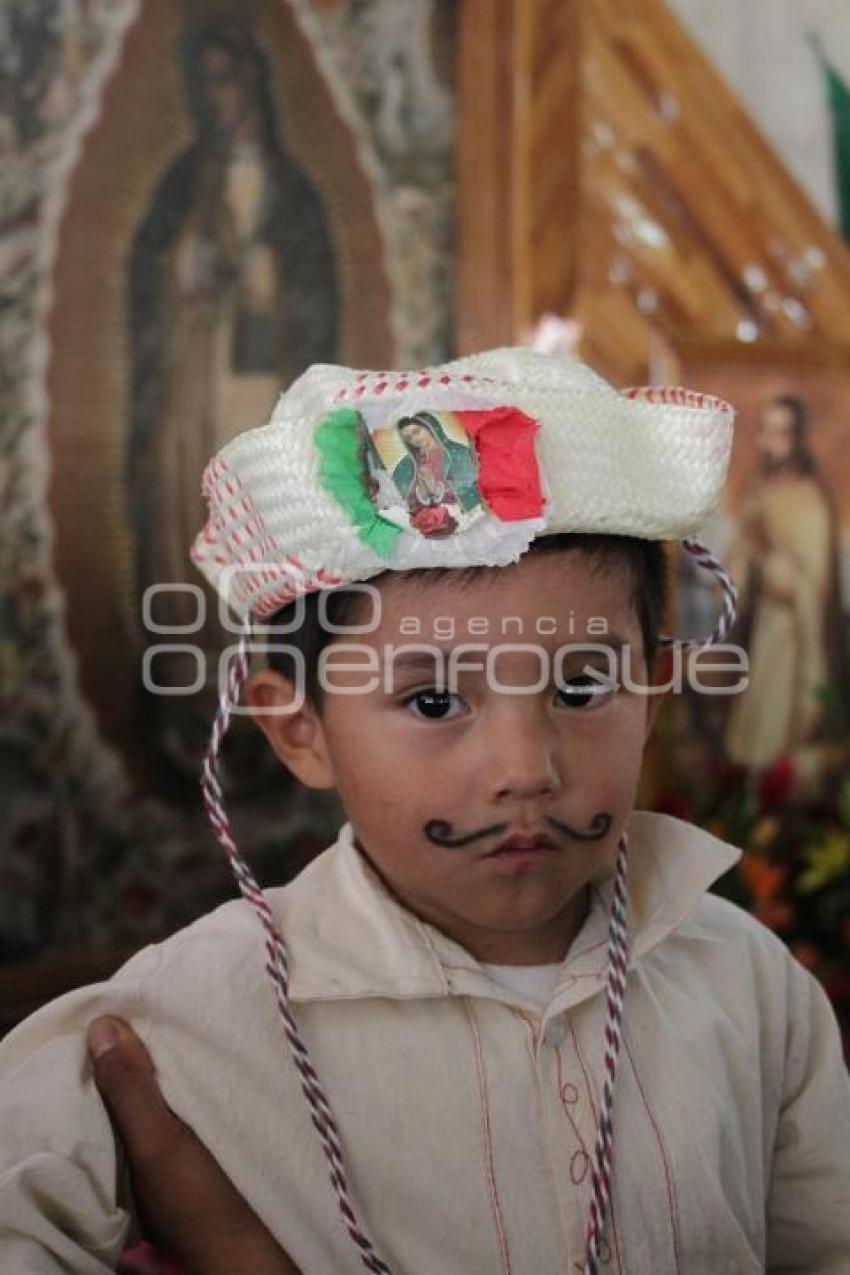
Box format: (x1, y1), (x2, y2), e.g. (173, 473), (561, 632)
(584, 835), (629, 1273)
(682, 536), (738, 645)
(580, 536), (735, 1267)
(201, 616), (392, 1275)
(661, 536), (737, 650)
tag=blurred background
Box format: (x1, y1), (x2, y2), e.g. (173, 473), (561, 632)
(0, 0), (848, 1053)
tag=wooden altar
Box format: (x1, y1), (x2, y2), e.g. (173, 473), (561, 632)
(457, 0), (850, 382)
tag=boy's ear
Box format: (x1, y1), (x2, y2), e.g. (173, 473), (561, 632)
(245, 670), (336, 790)
(643, 645), (675, 739)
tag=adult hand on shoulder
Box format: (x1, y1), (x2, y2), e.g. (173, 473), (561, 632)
(87, 1016), (302, 1275)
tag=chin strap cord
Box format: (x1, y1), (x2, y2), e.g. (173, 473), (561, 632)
(201, 613), (392, 1274)
(660, 537), (738, 649)
(584, 834), (629, 1273)
(683, 536), (738, 645)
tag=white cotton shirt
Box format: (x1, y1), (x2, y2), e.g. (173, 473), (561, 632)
(0, 811), (849, 1273)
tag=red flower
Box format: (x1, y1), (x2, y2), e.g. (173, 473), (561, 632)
(715, 760), (748, 788)
(410, 505), (457, 537)
(739, 853), (786, 902)
(653, 791), (694, 821)
(758, 755), (795, 810)
(791, 941), (821, 972)
(823, 970), (850, 1006)
(754, 899), (795, 932)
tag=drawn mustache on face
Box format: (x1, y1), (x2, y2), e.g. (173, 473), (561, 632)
(423, 813), (613, 849)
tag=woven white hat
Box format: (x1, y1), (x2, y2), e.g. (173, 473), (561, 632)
(191, 346), (734, 619)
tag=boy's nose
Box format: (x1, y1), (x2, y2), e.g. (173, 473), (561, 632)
(493, 769), (561, 802)
(484, 712), (563, 804)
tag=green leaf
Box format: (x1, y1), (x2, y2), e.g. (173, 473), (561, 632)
(797, 833), (850, 893)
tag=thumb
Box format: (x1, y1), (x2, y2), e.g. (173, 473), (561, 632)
(87, 1016), (182, 1166)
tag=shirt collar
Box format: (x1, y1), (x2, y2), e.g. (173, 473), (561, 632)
(276, 811), (740, 1007)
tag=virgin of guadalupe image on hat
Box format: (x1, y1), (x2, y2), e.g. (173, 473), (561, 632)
(312, 393), (545, 571)
(373, 410), (484, 538)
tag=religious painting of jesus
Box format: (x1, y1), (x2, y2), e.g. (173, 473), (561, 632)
(662, 341), (850, 800)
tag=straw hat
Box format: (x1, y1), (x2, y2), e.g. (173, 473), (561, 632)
(191, 346), (734, 618)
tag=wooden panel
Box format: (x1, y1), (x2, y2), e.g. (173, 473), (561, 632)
(456, 0), (517, 352)
(456, 0), (581, 352)
(512, 0), (581, 330)
(457, 0), (850, 384)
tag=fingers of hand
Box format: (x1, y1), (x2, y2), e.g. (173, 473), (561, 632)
(87, 1018), (303, 1274)
(86, 1016), (184, 1169)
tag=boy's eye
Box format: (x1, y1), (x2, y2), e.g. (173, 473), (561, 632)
(555, 672), (616, 711)
(403, 689), (466, 720)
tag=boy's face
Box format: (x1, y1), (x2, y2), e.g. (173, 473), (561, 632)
(252, 551), (669, 965)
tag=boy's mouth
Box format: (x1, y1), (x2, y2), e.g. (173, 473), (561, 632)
(485, 833), (559, 859)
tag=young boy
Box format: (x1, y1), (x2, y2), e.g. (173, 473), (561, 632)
(1, 348), (848, 1274)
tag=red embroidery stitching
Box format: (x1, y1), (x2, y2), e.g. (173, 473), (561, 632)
(623, 1036), (681, 1272)
(461, 1000), (513, 1275)
(620, 385), (731, 415)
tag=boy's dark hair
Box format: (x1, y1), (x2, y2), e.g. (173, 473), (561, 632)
(266, 534), (668, 705)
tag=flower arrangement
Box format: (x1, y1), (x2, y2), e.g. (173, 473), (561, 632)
(654, 744), (850, 1058)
